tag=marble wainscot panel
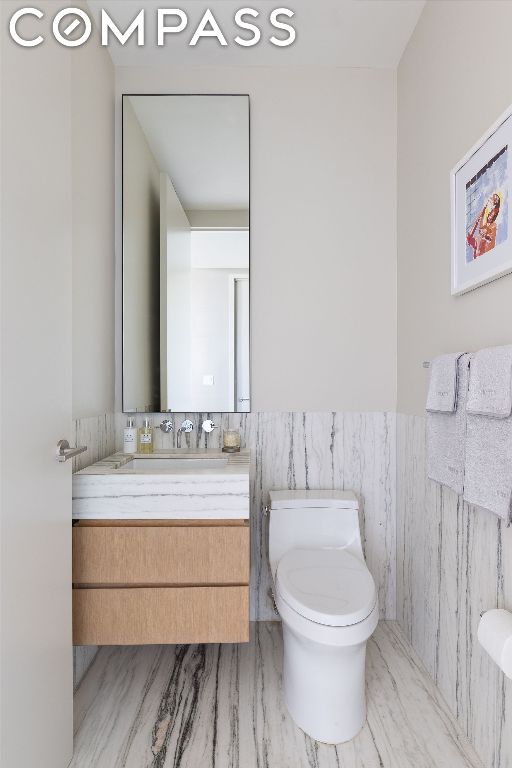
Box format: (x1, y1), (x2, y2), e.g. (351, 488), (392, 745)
(115, 412), (396, 621)
(72, 412), (117, 688)
(397, 413), (512, 768)
(72, 451), (250, 520)
(73, 412), (117, 473)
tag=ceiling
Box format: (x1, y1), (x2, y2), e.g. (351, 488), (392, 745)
(127, 95), (249, 210)
(87, 0), (426, 69)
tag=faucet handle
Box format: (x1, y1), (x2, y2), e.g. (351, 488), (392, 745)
(202, 419), (217, 433)
(159, 419), (174, 433)
(180, 419), (194, 433)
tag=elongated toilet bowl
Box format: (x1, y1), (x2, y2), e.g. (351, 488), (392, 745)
(268, 491), (378, 744)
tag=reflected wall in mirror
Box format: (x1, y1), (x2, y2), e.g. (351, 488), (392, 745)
(123, 95), (250, 413)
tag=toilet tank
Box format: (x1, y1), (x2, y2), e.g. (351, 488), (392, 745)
(268, 490), (362, 580)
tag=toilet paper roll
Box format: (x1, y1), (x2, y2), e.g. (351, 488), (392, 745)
(477, 609), (512, 679)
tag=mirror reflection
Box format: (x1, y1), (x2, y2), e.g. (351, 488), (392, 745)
(123, 95), (250, 413)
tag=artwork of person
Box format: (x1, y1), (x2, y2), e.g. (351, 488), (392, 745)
(466, 192), (502, 260)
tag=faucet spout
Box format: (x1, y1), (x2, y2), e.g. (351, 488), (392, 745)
(177, 419), (194, 449)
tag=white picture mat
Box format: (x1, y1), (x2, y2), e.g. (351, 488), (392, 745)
(451, 105), (512, 295)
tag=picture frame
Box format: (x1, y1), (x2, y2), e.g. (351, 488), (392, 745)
(451, 104), (512, 295)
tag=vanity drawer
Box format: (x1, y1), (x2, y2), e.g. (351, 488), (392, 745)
(72, 586), (249, 645)
(72, 522), (249, 586)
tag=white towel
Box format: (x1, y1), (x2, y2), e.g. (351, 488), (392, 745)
(464, 346), (512, 523)
(466, 345), (512, 417)
(426, 353), (461, 413)
(426, 354), (471, 495)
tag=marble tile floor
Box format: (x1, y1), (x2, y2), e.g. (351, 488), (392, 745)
(71, 621), (483, 768)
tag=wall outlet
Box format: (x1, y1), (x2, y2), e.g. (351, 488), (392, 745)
(202, 374), (215, 386)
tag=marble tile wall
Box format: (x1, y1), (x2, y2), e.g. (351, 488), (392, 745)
(72, 412), (117, 688)
(115, 412), (397, 621)
(397, 413), (512, 768)
(73, 412), (117, 473)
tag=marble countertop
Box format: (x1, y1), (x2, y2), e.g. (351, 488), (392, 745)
(75, 449), (250, 475)
(72, 449), (250, 521)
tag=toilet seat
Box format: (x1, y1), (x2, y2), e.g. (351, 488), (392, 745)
(276, 547), (376, 627)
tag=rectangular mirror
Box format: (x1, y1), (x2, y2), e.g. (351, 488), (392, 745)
(122, 94), (250, 413)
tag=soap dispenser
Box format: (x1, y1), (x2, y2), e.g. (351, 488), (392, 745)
(123, 417), (137, 454)
(138, 417), (154, 454)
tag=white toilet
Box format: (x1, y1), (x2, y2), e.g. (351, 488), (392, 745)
(268, 489), (378, 744)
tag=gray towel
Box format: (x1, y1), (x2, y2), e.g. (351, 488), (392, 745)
(426, 353), (461, 412)
(464, 346), (512, 523)
(426, 354), (471, 495)
(466, 345), (512, 417)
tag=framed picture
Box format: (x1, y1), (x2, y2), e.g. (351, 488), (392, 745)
(451, 105), (512, 295)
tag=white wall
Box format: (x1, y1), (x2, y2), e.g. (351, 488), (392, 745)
(191, 230), (249, 269)
(163, 224), (249, 412)
(161, 172), (191, 411)
(123, 99), (161, 411)
(72, 38), (115, 419)
(187, 210), (249, 229)
(398, 0), (512, 415)
(189, 266), (249, 411)
(116, 66), (397, 413)
(188, 230), (250, 410)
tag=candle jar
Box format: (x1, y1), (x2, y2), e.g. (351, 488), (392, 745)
(222, 429), (241, 453)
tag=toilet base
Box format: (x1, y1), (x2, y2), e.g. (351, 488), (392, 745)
(282, 622), (368, 744)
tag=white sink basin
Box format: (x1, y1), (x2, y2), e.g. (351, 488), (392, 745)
(124, 457), (229, 471)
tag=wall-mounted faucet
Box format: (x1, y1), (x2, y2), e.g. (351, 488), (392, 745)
(160, 418), (217, 447)
(177, 419), (194, 448)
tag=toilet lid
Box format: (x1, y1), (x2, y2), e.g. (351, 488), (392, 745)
(276, 548), (377, 627)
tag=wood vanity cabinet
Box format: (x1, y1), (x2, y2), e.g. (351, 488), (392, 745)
(72, 519), (250, 645)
